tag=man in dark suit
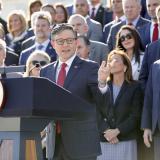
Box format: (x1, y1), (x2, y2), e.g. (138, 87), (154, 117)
(89, 0), (106, 26)
(103, 0), (125, 42)
(139, 6), (160, 89)
(141, 59), (160, 160)
(68, 14), (109, 64)
(40, 23), (101, 160)
(19, 11), (57, 65)
(139, 39), (160, 89)
(74, 0), (103, 42)
(138, 0), (160, 48)
(107, 0), (150, 51)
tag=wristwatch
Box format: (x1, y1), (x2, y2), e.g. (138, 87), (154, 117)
(98, 81), (106, 88)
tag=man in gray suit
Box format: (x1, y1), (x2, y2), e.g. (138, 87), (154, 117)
(107, 0), (150, 51)
(141, 59), (160, 160)
(74, 0), (103, 42)
(68, 14), (109, 64)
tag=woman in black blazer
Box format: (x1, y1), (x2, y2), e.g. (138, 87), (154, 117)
(97, 49), (143, 160)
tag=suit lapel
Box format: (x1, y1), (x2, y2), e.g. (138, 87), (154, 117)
(45, 42), (54, 54)
(64, 56), (82, 89)
(47, 62), (58, 82)
(108, 82), (114, 106)
(95, 6), (103, 18)
(146, 23), (151, 42)
(136, 17), (145, 30)
(114, 81), (128, 107)
(89, 43), (95, 59)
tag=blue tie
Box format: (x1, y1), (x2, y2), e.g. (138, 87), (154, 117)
(37, 44), (44, 50)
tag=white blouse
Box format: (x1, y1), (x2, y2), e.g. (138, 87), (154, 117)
(131, 53), (144, 80)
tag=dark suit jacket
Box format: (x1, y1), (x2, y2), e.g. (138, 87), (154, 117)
(5, 46), (19, 66)
(98, 80), (143, 142)
(0, 17), (8, 34)
(66, 4), (73, 16)
(107, 17), (150, 51)
(5, 32), (29, 56)
(94, 5), (105, 26)
(40, 56), (101, 159)
(138, 22), (151, 47)
(19, 42), (57, 65)
(139, 39), (160, 90)
(141, 60), (160, 134)
(103, 20), (116, 43)
(140, 0), (150, 20)
(21, 36), (35, 51)
(103, 9), (113, 26)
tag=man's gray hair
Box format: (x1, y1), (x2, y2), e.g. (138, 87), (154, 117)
(68, 14), (87, 24)
(122, 0), (141, 6)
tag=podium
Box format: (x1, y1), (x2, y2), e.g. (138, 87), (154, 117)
(0, 77), (93, 160)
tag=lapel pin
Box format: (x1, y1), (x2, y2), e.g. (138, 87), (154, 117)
(74, 65), (78, 69)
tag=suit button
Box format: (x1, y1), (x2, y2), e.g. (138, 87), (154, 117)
(112, 118), (115, 122)
(104, 118), (107, 122)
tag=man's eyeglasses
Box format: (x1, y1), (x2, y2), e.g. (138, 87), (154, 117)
(31, 60), (47, 66)
(55, 38), (76, 45)
(120, 33), (133, 42)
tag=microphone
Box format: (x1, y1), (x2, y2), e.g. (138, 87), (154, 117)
(29, 63), (40, 73)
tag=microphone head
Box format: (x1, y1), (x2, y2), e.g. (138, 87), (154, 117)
(35, 63), (40, 68)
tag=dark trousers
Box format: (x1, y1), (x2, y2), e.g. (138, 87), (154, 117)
(53, 134), (97, 160)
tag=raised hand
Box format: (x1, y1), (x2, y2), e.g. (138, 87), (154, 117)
(98, 61), (110, 83)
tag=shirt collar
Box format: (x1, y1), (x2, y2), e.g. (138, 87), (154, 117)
(58, 54), (76, 69)
(35, 39), (50, 48)
(89, 3), (101, 13)
(126, 15), (140, 26)
(115, 15), (126, 22)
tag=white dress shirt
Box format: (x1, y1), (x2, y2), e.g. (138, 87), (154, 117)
(56, 54), (76, 82)
(35, 39), (50, 51)
(89, 3), (101, 17)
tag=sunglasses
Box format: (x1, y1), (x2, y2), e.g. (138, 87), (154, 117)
(120, 33), (133, 42)
(31, 60), (47, 66)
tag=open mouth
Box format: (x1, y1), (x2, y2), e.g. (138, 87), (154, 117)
(62, 49), (70, 53)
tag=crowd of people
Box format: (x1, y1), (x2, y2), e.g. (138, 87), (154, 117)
(0, 0), (160, 159)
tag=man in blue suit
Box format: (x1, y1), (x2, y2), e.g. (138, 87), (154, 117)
(107, 0), (150, 51)
(40, 24), (101, 160)
(141, 59), (160, 160)
(139, 39), (160, 89)
(89, 0), (108, 26)
(138, 0), (160, 47)
(103, 0), (125, 42)
(19, 11), (57, 65)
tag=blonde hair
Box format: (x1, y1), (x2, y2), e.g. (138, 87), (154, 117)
(24, 50), (50, 77)
(7, 10), (27, 35)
